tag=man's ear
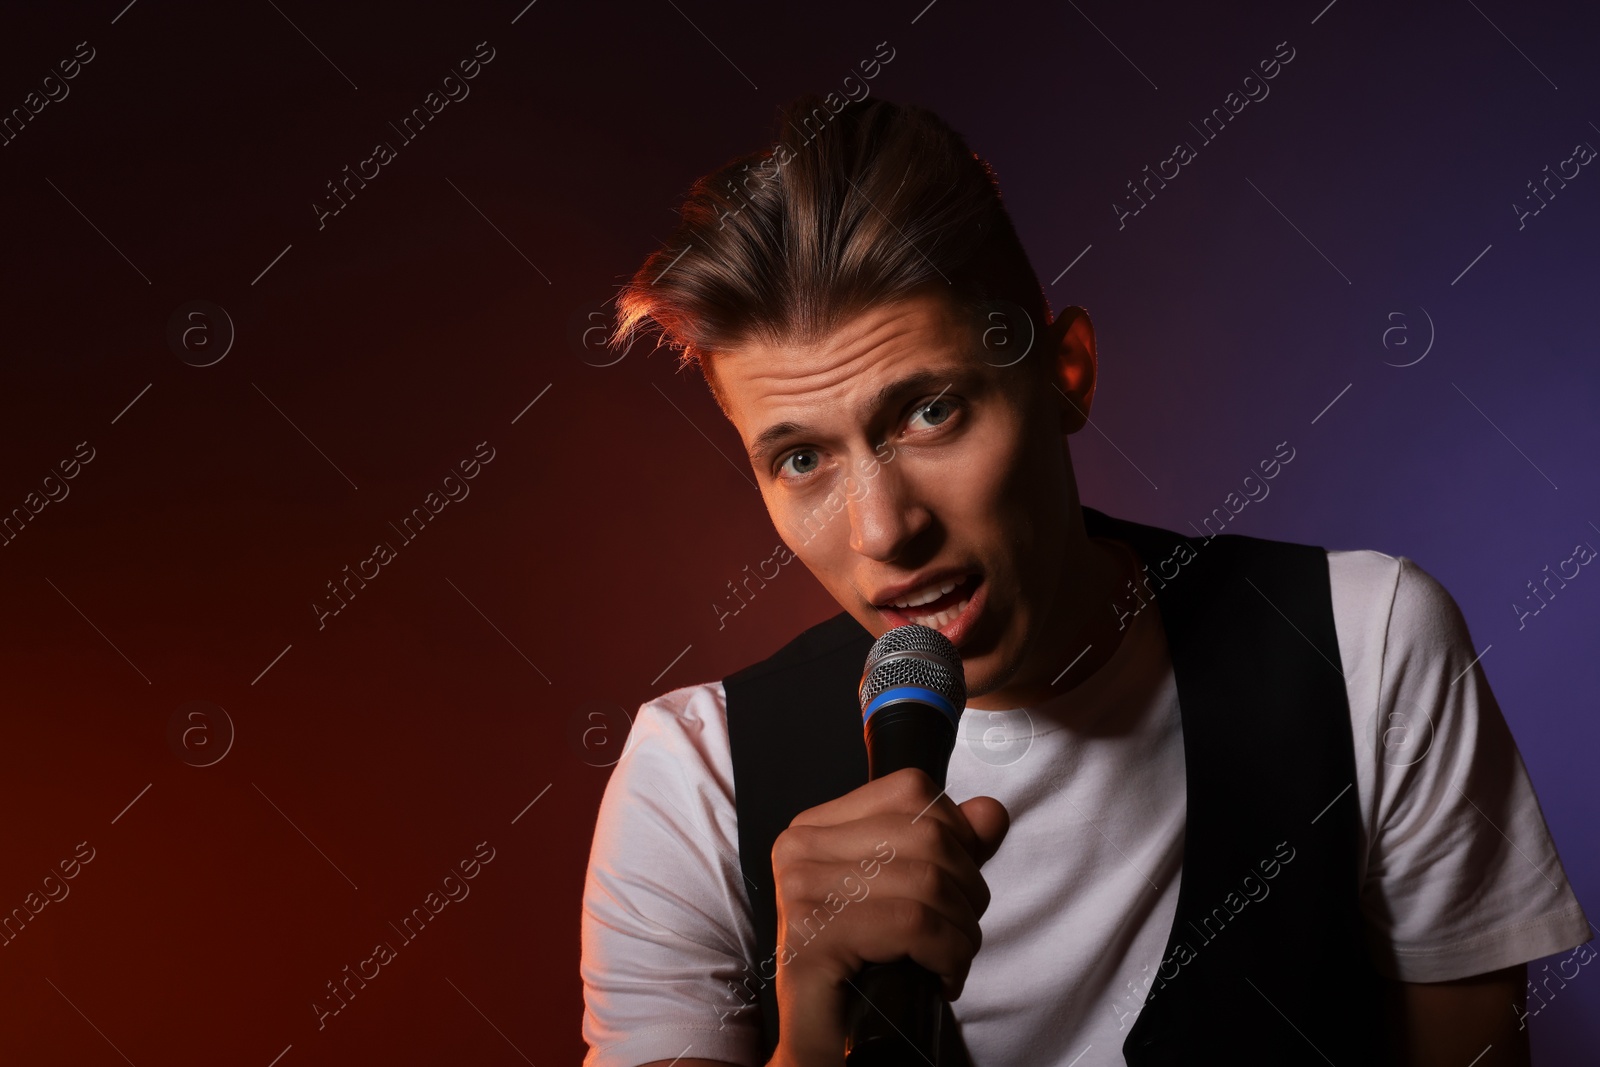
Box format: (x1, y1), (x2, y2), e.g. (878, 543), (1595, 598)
(1046, 305), (1096, 432)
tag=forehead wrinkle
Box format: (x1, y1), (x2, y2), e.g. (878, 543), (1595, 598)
(737, 299), (971, 459)
(751, 306), (925, 394)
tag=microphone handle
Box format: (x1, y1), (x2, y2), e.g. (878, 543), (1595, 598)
(846, 704), (957, 1065)
(844, 961), (944, 1065)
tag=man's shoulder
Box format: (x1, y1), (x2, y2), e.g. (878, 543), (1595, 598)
(1088, 502), (1429, 614)
(1089, 503), (1465, 659)
(1325, 545), (1406, 596)
(1324, 547), (1469, 645)
(1087, 504), (1329, 576)
(613, 677), (733, 765)
(622, 612), (869, 757)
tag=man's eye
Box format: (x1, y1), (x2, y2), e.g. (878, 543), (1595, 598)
(778, 450), (820, 478)
(908, 397), (957, 431)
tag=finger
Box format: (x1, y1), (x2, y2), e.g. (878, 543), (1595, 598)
(834, 895), (980, 988)
(849, 854), (987, 950)
(778, 809), (991, 920)
(792, 768), (984, 861)
(958, 795), (1010, 866)
(789, 767), (944, 825)
(865, 813), (993, 919)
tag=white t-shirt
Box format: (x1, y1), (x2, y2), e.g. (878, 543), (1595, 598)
(579, 550), (1591, 1066)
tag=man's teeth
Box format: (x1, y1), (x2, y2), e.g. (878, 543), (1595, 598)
(892, 579), (960, 609)
(907, 598), (971, 630)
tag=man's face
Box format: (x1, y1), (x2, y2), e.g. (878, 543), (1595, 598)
(715, 286), (1089, 705)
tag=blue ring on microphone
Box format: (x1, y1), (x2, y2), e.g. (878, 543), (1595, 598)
(862, 685), (960, 729)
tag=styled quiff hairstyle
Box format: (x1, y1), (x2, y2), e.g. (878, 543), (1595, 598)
(611, 93), (1051, 414)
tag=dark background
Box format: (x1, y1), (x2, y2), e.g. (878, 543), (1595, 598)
(0, 0), (1595, 1063)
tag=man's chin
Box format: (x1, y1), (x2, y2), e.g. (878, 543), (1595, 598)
(958, 628), (1035, 703)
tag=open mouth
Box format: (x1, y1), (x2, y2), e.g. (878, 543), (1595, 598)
(879, 572), (981, 632)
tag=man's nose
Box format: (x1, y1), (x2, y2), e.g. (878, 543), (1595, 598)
(846, 462), (932, 561)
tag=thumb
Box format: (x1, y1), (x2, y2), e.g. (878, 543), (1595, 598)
(957, 795), (1010, 866)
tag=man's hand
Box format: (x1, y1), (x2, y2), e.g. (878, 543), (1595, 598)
(765, 767), (1009, 1066)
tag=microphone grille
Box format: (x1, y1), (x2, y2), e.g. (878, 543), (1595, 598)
(858, 624), (967, 712)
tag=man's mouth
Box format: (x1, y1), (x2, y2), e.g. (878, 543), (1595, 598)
(876, 573), (982, 633)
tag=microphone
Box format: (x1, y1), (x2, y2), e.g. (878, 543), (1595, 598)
(845, 624), (967, 1065)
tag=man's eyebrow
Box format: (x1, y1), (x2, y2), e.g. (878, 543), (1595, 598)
(746, 366), (967, 465)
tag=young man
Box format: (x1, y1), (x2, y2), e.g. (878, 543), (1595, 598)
(579, 95), (1590, 1066)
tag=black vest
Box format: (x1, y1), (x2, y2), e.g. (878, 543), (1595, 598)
(722, 505), (1391, 1064)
